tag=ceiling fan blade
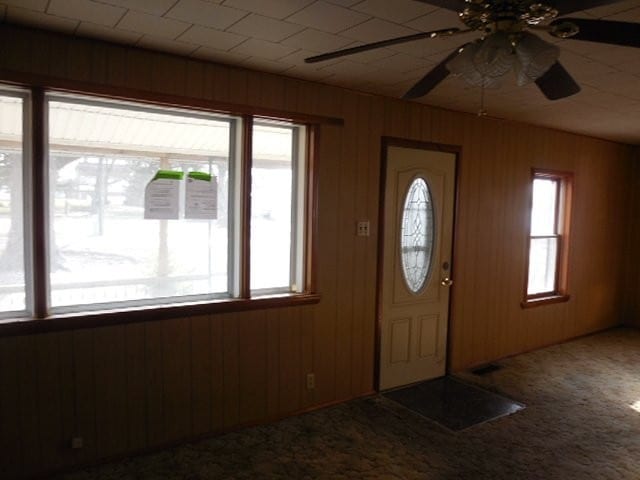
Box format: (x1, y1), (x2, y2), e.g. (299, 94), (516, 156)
(412, 0), (467, 12)
(305, 28), (460, 64)
(535, 62), (581, 100)
(547, 0), (623, 15)
(550, 18), (640, 48)
(402, 44), (468, 100)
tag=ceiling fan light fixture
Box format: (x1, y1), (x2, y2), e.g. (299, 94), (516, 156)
(472, 32), (515, 78)
(514, 32), (560, 85)
(446, 42), (503, 88)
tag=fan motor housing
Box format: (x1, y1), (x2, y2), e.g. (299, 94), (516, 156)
(460, 0), (559, 33)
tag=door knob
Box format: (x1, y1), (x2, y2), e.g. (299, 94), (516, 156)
(441, 277), (453, 287)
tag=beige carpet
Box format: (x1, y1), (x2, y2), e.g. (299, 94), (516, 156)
(58, 327), (640, 479)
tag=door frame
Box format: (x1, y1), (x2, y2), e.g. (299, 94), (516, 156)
(374, 137), (461, 391)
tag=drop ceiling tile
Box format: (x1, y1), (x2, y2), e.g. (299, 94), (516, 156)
(7, 6), (78, 32)
(178, 25), (247, 50)
(585, 0), (640, 18)
(241, 56), (291, 73)
(607, 5), (640, 21)
(352, 0), (437, 24)
(340, 18), (417, 43)
(369, 52), (433, 73)
(316, 59), (379, 78)
(166, 0), (247, 30)
(281, 64), (335, 81)
(117, 11), (191, 39)
(576, 89), (640, 113)
(280, 28), (353, 52)
(48, 0), (125, 28)
(222, 0), (314, 20)
(323, 0), (360, 6)
(617, 59), (640, 75)
(1, 0), (47, 12)
(338, 43), (396, 63)
(279, 48), (342, 67)
(137, 35), (200, 56)
(230, 38), (297, 60)
(582, 44), (640, 67)
(390, 30), (476, 58)
(590, 71), (640, 101)
(286, 1), (370, 34)
(405, 8), (462, 32)
(76, 21), (142, 44)
(191, 46), (250, 63)
(557, 38), (610, 57)
(96, 0), (176, 16)
(373, 69), (424, 86)
(228, 14), (304, 42)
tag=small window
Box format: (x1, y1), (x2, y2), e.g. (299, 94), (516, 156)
(523, 169), (572, 307)
(250, 121), (306, 294)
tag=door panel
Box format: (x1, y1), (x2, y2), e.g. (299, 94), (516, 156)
(379, 145), (456, 390)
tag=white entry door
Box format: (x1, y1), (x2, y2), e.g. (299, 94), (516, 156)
(378, 144), (456, 391)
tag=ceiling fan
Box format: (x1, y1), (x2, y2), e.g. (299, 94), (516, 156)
(304, 0), (640, 101)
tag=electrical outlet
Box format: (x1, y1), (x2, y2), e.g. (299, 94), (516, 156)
(356, 221), (370, 237)
(306, 373), (315, 390)
(71, 437), (84, 449)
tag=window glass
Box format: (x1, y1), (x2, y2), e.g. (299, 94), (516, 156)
(48, 98), (233, 309)
(400, 177), (434, 293)
(530, 178), (557, 236)
(250, 123), (296, 292)
(527, 237), (558, 295)
(0, 94), (25, 314)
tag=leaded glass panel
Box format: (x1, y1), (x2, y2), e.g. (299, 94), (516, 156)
(400, 177), (434, 293)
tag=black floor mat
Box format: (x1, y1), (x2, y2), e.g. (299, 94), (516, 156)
(383, 376), (524, 431)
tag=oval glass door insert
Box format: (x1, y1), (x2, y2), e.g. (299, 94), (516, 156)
(400, 177), (434, 293)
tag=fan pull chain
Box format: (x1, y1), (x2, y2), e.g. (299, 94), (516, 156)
(478, 78), (488, 117)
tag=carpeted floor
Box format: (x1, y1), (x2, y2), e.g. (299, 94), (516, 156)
(57, 327), (640, 480)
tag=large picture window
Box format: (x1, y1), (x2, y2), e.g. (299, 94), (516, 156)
(0, 87), (315, 322)
(523, 169), (572, 307)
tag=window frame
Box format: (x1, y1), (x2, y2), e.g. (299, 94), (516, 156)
(0, 81), (325, 333)
(522, 168), (573, 308)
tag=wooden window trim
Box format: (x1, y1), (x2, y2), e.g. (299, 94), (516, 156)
(0, 82), (321, 335)
(522, 168), (573, 308)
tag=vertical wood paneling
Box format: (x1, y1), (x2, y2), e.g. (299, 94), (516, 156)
(72, 329), (97, 464)
(237, 310), (268, 424)
(300, 305), (315, 408)
(35, 333), (64, 470)
(144, 321), (165, 446)
(222, 313), (240, 428)
(312, 121), (339, 405)
(265, 309), (280, 417)
(58, 333), (77, 468)
(162, 318), (191, 440)
(16, 336), (41, 477)
(93, 326), (128, 458)
(210, 313), (225, 431)
(191, 315), (212, 436)
(335, 92), (357, 401)
(278, 307), (302, 414)
(0, 26), (636, 478)
(124, 323), (147, 451)
(0, 337), (23, 478)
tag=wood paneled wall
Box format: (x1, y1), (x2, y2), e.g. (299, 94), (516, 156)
(624, 147), (640, 326)
(0, 25), (635, 478)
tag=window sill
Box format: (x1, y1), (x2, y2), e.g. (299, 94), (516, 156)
(0, 293), (321, 337)
(521, 294), (570, 309)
